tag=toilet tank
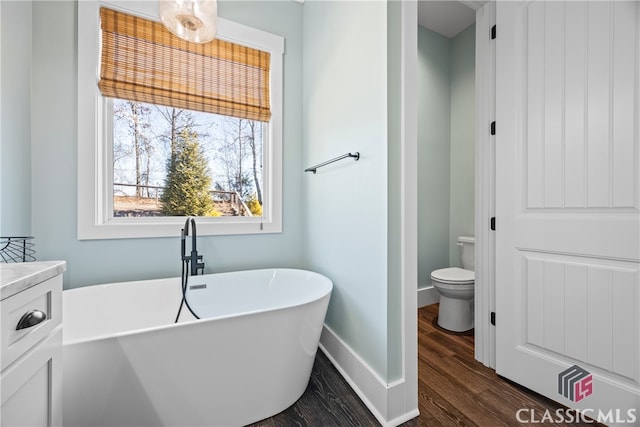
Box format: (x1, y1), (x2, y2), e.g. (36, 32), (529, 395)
(458, 236), (475, 271)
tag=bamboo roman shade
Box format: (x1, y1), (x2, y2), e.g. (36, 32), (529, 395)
(99, 7), (271, 122)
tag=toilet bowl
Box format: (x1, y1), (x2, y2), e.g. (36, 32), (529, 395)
(431, 236), (475, 332)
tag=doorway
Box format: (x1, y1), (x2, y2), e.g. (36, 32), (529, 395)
(416, 0), (479, 337)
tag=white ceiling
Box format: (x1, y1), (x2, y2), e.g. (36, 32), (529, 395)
(417, 1), (477, 39)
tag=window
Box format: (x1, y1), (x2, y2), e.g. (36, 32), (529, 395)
(78, 1), (283, 239)
(110, 99), (265, 219)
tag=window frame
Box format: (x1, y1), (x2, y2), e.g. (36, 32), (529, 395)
(78, 0), (284, 240)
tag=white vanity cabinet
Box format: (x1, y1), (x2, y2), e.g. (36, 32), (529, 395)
(0, 261), (65, 427)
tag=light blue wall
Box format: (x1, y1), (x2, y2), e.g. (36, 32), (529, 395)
(27, 0), (304, 288)
(417, 25), (451, 287)
(1, 1), (32, 237)
(449, 24), (476, 266)
(417, 24), (475, 278)
(302, 1), (391, 380)
(386, 0), (404, 382)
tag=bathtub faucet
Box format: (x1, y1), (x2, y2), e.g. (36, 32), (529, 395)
(181, 217), (205, 276)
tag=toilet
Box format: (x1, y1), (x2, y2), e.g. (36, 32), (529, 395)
(431, 236), (475, 332)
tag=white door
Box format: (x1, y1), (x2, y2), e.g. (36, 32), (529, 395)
(495, 1), (640, 424)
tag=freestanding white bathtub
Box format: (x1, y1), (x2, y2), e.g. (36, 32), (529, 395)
(62, 268), (332, 427)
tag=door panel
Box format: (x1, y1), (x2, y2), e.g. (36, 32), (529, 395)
(496, 0), (640, 422)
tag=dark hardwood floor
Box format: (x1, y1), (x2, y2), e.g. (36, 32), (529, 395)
(411, 304), (602, 427)
(249, 304), (600, 426)
(248, 348), (379, 427)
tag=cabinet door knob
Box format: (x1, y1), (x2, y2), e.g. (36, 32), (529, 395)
(16, 310), (47, 330)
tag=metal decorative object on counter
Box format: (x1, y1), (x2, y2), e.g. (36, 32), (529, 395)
(0, 236), (35, 262)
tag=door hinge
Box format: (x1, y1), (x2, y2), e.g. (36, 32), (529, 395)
(490, 217), (496, 231)
(490, 312), (496, 326)
(490, 121), (496, 135)
(491, 25), (496, 40)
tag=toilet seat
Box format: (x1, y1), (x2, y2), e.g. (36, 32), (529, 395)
(431, 267), (474, 285)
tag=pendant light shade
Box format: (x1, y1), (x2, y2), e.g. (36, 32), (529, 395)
(159, 0), (217, 44)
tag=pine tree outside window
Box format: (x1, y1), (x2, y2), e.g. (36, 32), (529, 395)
(78, 1), (284, 239)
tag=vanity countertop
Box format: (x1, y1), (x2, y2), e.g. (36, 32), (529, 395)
(0, 260), (66, 300)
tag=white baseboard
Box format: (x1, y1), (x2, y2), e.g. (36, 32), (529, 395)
(319, 325), (420, 427)
(417, 285), (439, 307)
